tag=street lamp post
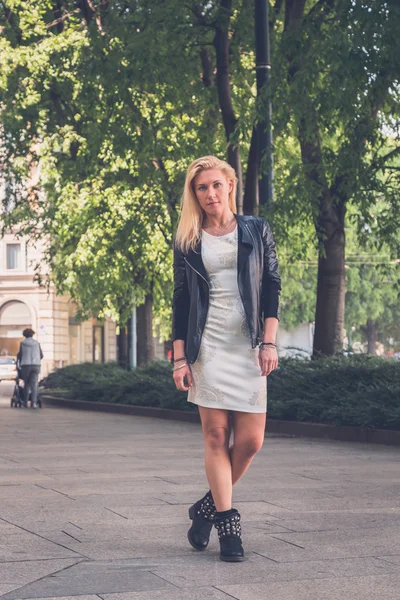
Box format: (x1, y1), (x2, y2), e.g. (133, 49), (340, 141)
(255, 0), (274, 209)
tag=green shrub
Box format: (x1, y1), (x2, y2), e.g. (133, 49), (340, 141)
(268, 355), (400, 430)
(41, 356), (400, 430)
(41, 361), (197, 412)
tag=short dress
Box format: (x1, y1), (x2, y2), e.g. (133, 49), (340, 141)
(187, 225), (267, 413)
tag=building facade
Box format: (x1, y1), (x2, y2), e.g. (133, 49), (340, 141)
(0, 232), (117, 377)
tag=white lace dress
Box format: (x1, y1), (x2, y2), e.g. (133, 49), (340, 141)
(187, 226), (267, 413)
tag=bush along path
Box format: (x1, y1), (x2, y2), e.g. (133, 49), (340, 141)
(40, 356), (400, 431)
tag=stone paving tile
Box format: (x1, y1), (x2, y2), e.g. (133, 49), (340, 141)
(217, 573), (400, 600)
(0, 559), (81, 586)
(259, 525), (400, 560)
(30, 597), (99, 600)
(376, 555), (400, 567)
(28, 516), (400, 564)
(142, 553), (399, 589)
(47, 479), (189, 496)
(1, 388), (400, 600)
(103, 588), (233, 599)
(0, 588), (17, 597)
(0, 474), (56, 485)
(0, 531), (80, 562)
(0, 559), (176, 599)
(269, 510), (400, 533)
(31, 591), (230, 600)
(233, 490), (400, 512)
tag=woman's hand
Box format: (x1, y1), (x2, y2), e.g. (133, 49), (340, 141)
(258, 346), (278, 377)
(173, 361), (193, 391)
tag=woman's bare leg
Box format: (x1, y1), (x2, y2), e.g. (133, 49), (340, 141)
(198, 406), (232, 512)
(229, 412), (266, 485)
(198, 408), (266, 510)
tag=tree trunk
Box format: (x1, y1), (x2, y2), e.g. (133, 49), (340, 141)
(366, 319), (377, 355)
(283, 0), (347, 356)
(136, 294), (155, 367)
(243, 127), (259, 215)
(53, 0), (65, 33)
(213, 0), (243, 213)
(313, 203), (346, 355)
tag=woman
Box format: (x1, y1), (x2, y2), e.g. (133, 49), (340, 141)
(172, 155), (281, 562)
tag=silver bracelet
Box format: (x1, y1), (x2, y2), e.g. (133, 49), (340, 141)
(259, 342), (277, 350)
(173, 362), (188, 372)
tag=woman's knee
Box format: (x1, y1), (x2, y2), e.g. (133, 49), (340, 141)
(235, 434), (264, 457)
(204, 426), (230, 452)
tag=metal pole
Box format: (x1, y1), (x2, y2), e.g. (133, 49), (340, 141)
(255, 0), (274, 208)
(130, 306), (137, 370)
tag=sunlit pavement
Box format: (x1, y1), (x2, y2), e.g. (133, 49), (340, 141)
(1, 381), (400, 600)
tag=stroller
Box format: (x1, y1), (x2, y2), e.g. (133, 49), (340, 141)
(10, 366), (42, 409)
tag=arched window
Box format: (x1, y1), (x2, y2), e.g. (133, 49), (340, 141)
(0, 301), (31, 326)
(0, 301), (32, 357)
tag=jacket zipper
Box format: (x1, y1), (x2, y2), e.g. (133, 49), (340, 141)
(184, 257), (210, 287)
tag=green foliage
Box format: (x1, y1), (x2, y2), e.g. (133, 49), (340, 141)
(278, 244), (317, 331)
(344, 217), (400, 349)
(0, 0), (222, 327)
(345, 260), (400, 345)
(41, 356), (400, 430)
(268, 355), (400, 430)
(1, 0), (400, 344)
(41, 361), (197, 411)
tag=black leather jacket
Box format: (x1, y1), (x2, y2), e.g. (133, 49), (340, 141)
(172, 215), (281, 364)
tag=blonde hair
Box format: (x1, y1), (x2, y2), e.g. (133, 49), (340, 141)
(175, 155), (238, 253)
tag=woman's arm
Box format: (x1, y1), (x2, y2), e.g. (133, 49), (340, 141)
(173, 339), (186, 361)
(172, 244), (190, 343)
(259, 220), (281, 376)
(262, 317), (279, 344)
(172, 244), (192, 391)
(260, 219), (281, 321)
(258, 317), (279, 376)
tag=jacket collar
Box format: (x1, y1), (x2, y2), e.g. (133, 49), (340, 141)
(185, 214), (254, 280)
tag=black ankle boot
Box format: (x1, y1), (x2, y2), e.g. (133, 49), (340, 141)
(187, 490), (216, 551)
(214, 509), (245, 562)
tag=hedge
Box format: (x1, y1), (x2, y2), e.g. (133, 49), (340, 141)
(41, 356), (400, 430)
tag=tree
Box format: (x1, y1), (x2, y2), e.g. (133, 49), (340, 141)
(1, 0), (400, 360)
(0, 0), (222, 364)
(271, 0), (400, 355)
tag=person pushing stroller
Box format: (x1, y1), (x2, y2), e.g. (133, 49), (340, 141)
(16, 328), (43, 409)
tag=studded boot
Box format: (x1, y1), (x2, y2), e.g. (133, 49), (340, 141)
(214, 508), (245, 562)
(187, 490), (216, 550)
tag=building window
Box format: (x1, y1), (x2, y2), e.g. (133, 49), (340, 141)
(93, 325), (104, 363)
(6, 244), (22, 270)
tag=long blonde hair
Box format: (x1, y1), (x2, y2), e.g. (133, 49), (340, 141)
(175, 155), (238, 253)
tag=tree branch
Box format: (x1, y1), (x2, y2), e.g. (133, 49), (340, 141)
(304, 0), (337, 28)
(46, 9), (80, 30)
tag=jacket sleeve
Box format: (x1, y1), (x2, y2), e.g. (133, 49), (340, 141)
(260, 219), (281, 320)
(172, 243), (190, 341)
(39, 344), (44, 360)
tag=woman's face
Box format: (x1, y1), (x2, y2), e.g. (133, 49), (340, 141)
(193, 169), (233, 217)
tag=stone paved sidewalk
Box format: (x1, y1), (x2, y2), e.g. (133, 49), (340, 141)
(0, 381), (400, 600)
